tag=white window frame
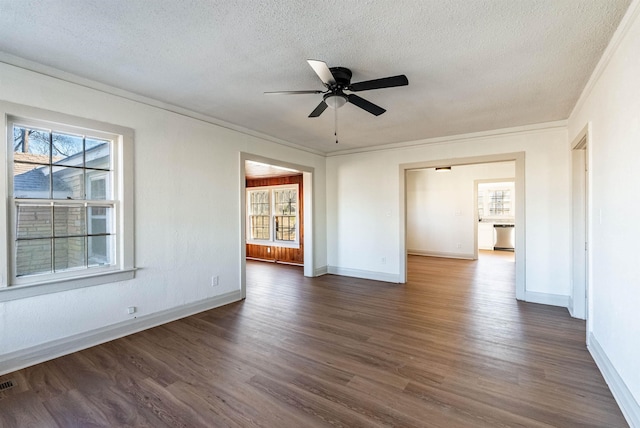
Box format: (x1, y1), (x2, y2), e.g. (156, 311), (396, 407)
(0, 102), (135, 302)
(246, 184), (299, 249)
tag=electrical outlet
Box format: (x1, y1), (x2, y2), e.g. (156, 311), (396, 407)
(127, 306), (136, 314)
(211, 275), (219, 287)
(456, 243), (462, 249)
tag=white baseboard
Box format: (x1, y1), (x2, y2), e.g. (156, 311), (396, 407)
(523, 291), (569, 308)
(327, 266), (400, 283)
(568, 295), (574, 316)
(588, 333), (640, 427)
(313, 265), (328, 276)
(408, 249), (475, 260)
(0, 290), (243, 376)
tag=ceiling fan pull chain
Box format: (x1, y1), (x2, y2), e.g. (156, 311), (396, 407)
(335, 105), (339, 144)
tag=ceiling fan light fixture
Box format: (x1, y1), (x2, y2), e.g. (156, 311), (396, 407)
(324, 94), (348, 109)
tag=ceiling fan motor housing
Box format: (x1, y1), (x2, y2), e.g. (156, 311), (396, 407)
(328, 67), (353, 89)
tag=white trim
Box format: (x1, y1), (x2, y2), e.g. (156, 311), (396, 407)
(302, 171), (313, 278)
(570, 0), (640, 121)
(327, 266), (400, 283)
(328, 121), (567, 157)
(523, 291), (569, 308)
(0, 268), (135, 302)
(0, 290), (242, 376)
(314, 265), (328, 276)
(407, 250), (475, 260)
(0, 54), (325, 157)
(588, 332), (640, 428)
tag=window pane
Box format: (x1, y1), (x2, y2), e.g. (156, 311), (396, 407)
(13, 126), (50, 157)
(51, 166), (84, 199)
(54, 206), (86, 237)
(275, 215), (296, 241)
(14, 164), (51, 198)
(88, 206), (112, 235)
(85, 138), (111, 170)
(52, 133), (84, 166)
(86, 173), (110, 200)
(88, 235), (113, 266)
(54, 237), (86, 272)
(17, 205), (52, 239)
(249, 190), (270, 215)
(274, 189), (297, 215)
(16, 239), (52, 277)
(251, 215), (270, 240)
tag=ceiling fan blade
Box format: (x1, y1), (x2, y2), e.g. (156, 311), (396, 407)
(307, 59), (336, 86)
(349, 75), (409, 92)
(308, 100), (328, 117)
(264, 90), (325, 95)
(347, 94), (386, 116)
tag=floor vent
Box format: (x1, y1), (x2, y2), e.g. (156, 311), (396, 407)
(0, 379), (16, 391)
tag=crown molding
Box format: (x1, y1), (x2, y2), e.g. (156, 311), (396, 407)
(0, 52), (326, 157)
(326, 120), (568, 157)
(570, 0), (640, 120)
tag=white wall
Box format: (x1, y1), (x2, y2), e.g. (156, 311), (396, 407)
(326, 126), (571, 299)
(407, 162), (515, 258)
(568, 1), (640, 420)
(0, 62), (326, 368)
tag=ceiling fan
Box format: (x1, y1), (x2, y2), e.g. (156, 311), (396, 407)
(265, 59), (409, 118)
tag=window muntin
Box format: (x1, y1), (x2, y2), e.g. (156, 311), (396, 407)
(489, 189), (511, 216)
(477, 182), (514, 220)
(246, 184), (299, 247)
(9, 119), (117, 282)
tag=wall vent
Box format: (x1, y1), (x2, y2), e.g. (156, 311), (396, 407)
(0, 379), (16, 391)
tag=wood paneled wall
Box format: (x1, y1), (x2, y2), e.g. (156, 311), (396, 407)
(246, 175), (303, 265)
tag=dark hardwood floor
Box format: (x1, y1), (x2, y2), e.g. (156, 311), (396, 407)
(0, 252), (627, 427)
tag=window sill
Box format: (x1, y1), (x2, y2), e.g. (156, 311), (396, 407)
(246, 240), (300, 249)
(0, 268), (136, 302)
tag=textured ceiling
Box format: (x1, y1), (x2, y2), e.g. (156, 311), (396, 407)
(0, 0), (631, 154)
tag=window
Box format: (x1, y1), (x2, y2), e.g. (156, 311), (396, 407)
(1, 104), (134, 300)
(247, 184), (299, 247)
(477, 182), (514, 220)
(489, 189), (511, 216)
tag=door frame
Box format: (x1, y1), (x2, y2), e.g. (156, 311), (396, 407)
(399, 152), (526, 300)
(240, 153), (314, 299)
(571, 124), (590, 321)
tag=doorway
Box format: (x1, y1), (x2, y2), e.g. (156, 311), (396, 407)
(400, 153), (526, 300)
(476, 179), (516, 256)
(240, 153), (314, 299)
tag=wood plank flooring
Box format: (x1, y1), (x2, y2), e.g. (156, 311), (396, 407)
(0, 252), (628, 427)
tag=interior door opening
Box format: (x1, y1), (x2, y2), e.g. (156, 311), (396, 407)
(240, 153), (315, 298)
(400, 153), (525, 301)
